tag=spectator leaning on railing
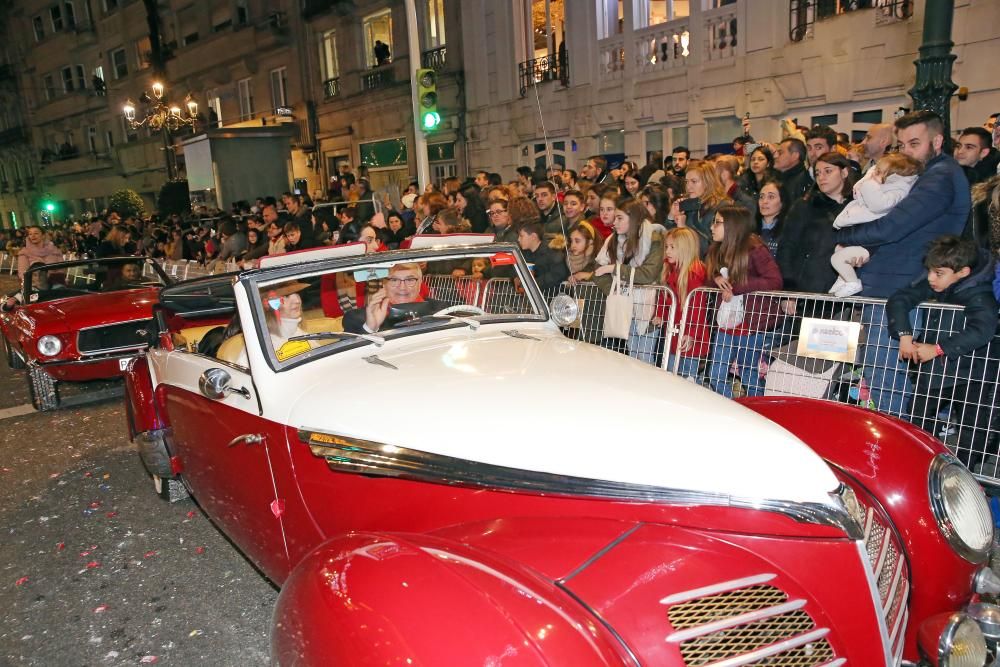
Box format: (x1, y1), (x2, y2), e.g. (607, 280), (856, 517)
(835, 109), (972, 419)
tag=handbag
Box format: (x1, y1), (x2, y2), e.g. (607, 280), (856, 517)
(603, 265), (635, 339)
(716, 293), (746, 329)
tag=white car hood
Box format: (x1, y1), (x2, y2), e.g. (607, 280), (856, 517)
(279, 326), (840, 507)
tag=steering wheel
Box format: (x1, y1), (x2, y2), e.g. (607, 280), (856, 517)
(433, 304), (486, 317)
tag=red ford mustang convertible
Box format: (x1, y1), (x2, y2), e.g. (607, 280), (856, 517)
(125, 241), (1000, 666)
(2, 256), (170, 410)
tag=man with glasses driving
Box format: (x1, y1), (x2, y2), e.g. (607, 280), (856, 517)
(343, 262), (445, 334)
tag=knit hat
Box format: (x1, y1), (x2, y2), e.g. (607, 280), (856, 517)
(401, 193), (417, 209)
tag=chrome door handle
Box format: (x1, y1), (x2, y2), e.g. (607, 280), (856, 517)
(227, 434), (265, 447)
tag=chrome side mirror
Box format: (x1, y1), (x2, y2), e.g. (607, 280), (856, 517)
(199, 368), (250, 400)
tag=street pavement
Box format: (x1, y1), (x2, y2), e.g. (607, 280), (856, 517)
(0, 278), (276, 665)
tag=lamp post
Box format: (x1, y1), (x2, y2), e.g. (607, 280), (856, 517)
(909, 0), (957, 142)
(123, 81), (198, 180)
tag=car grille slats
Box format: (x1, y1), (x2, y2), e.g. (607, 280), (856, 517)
(665, 581), (840, 666)
(859, 503), (909, 657)
(76, 319), (152, 356)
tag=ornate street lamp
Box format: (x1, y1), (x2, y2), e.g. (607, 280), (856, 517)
(122, 81), (199, 180)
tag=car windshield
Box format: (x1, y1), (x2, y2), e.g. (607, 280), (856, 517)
(251, 248), (544, 368)
(24, 258), (166, 303)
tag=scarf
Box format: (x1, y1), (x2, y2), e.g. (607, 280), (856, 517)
(595, 220), (654, 268)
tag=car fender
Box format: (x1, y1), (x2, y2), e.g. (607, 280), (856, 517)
(741, 397), (981, 653)
(272, 531), (634, 667)
(123, 355), (166, 440)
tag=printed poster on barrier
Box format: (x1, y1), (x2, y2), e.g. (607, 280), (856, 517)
(795, 317), (862, 363)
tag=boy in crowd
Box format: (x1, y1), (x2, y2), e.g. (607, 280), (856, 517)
(886, 236), (999, 469)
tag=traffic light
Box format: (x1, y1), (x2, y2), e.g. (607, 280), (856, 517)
(415, 68), (440, 132)
(44, 201), (56, 213)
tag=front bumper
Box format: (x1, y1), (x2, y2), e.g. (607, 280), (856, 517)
(35, 351), (140, 382)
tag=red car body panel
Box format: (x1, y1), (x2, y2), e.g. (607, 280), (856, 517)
(741, 397), (982, 658)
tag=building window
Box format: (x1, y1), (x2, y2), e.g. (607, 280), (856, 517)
(43, 75), (57, 100)
(670, 126), (689, 152)
(33, 15), (45, 41)
(121, 116), (137, 142)
(105, 129), (114, 148)
(64, 1), (76, 28)
(206, 88), (222, 127)
(236, 0), (248, 25)
(269, 67), (288, 112)
(111, 48), (128, 79)
(61, 66), (75, 93)
(71, 65), (86, 91)
(320, 30), (339, 81)
(596, 0), (624, 39)
(810, 113), (838, 127)
(362, 9), (393, 69)
(237, 77), (254, 121)
(136, 36), (152, 70)
(638, 0), (690, 28)
(88, 126), (97, 153)
(183, 31), (199, 45)
(50, 5), (64, 32)
(103, 0), (118, 13)
(425, 0), (446, 48)
(527, 0), (565, 60)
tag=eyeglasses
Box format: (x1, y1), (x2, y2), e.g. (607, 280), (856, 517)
(710, 220), (724, 227)
(487, 209), (507, 216)
(387, 277), (419, 287)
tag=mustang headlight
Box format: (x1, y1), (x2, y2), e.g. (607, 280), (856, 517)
(37, 335), (62, 357)
(929, 455), (994, 563)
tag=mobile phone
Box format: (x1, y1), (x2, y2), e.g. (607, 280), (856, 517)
(679, 197), (701, 214)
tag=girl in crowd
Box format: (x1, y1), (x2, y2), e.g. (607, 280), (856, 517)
(639, 184), (673, 229)
(585, 183), (615, 239)
(669, 160), (732, 254)
(567, 221), (599, 284)
(166, 228), (184, 261)
(96, 225), (132, 258)
(414, 191), (449, 235)
(654, 227), (710, 380)
(384, 210), (411, 249)
(739, 145), (778, 201)
(755, 179), (786, 257)
(594, 197), (665, 360)
(623, 170), (646, 199)
(456, 185), (489, 233)
(266, 221), (286, 255)
(705, 206), (783, 398)
(777, 151), (854, 294)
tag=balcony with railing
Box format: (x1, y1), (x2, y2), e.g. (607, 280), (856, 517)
(703, 4), (738, 62)
(323, 77), (340, 99)
(790, 0), (912, 42)
(634, 19), (690, 75)
(0, 126), (28, 146)
(361, 66), (395, 92)
(421, 46), (447, 72)
(518, 52), (569, 97)
(597, 38), (626, 83)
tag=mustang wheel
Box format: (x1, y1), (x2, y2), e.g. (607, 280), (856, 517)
(152, 474), (189, 502)
(3, 337), (25, 370)
(27, 365), (58, 411)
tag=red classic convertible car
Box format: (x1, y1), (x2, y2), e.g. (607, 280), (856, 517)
(2, 256), (170, 410)
(125, 241), (1000, 665)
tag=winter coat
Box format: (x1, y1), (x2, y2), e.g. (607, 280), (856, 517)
(593, 222), (665, 295)
(17, 240), (63, 278)
(539, 204), (566, 241)
(834, 172), (918, 228)
(778, 162), (812, 207)
(964, 176), (1000, 256)
(715, 242), (784, 337)
(836, 153), (971, 297)
(886, 250), (999, 390)
(681, 199), (730, 255)
(522, 242), (569, 292)
(777, 192), (847, 294)
(654, 262), (710, 358)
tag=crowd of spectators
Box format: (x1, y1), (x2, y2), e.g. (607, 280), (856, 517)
(6, 109), (1000, 438)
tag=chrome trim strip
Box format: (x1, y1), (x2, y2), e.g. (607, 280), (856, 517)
(559, 524), (643, 583)
(863, 506), (875, 545)
(659, 573), (776, 606)
(816, 660), (847, 667)
(705, 628), (829, 667)
(554, 581), (641, 667)
(300, 429), (864, 539)
(855, 540), (895, 665)
(890, 589), (909, 652)
(77, 317), (153, 357)
(873, 530), (891, 584)
(665, 599), (807, 643)
(883, 557), (905, 615)
(929, 454), (992, 563)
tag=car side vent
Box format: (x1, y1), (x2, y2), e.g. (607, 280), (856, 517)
(665, 583), (842, 666)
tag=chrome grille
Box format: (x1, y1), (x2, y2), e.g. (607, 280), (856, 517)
(76, 319), (152, 356)
(665, 581), (840, 666)
(860, 501), (909, 659)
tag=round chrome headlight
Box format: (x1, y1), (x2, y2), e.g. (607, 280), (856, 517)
(36, 335), (62, 357)
(549, 294), (580, 327)
(940, 613), (987, 667)
(929, 455), (994, 562)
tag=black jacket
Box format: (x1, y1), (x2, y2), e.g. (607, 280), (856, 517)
(522, 242), (569, 292)
(778, 162), (812, 208)
(776, 192), (846, 294)
(886, 250), (999, 389)
(343, 298), (447, 334)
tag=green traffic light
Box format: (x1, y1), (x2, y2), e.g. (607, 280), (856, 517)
(422, 111), (441, 130)
(44, 202), (55, 212)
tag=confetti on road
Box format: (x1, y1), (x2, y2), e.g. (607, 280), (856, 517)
(144, 551), (157, 559)
(89, 501), (101, 509)
(56, 542), (65, 551)
(186, 510), (196, 519)
(85, 561), (101, 569)
(105, 512), (118, 518)
(15, 576), (29, 586)
(93, 604), (109, 613)
(139, 656), (159, 664)
(194, 547), (205, 555)
(188, 629), (203, 637)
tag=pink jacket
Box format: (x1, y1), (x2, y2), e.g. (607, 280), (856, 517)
(17, 240), (63, 278)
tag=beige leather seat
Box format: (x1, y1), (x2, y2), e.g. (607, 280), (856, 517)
(175, 324), (224, 352)
(216, 333), (246, 365)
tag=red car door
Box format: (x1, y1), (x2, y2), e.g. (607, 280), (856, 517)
(152, 350), (292, 579)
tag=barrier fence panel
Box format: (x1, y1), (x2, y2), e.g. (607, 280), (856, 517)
(676, 287), (1000, 486)
(423, 274), (481, 308)
(481, 278), (532, 316)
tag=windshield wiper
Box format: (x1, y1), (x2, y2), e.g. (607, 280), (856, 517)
(288, 331), (385, 347)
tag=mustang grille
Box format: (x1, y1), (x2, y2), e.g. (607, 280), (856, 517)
(77, 319), (152, 356)
(666, 582), (839, 666)
(861, 501), (909, 660)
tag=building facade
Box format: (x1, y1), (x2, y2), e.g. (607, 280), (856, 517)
(458, 0), (1000, 176)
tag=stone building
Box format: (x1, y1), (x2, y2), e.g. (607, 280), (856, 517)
(458, 0), (1000, 176)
